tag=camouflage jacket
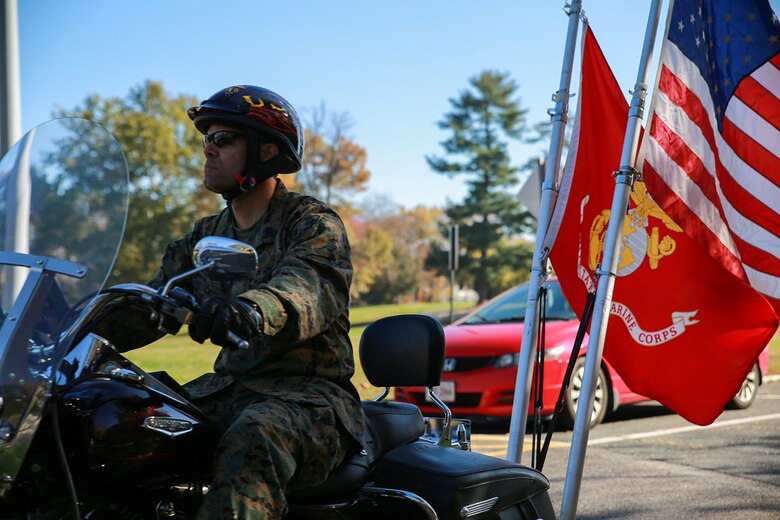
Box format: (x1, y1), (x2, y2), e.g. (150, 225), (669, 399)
(118, 179), (363, 446)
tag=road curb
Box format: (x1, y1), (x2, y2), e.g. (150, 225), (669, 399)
(765, 374), (780, 383)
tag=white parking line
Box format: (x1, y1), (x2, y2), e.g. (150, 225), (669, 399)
(589, 413), (780, 446)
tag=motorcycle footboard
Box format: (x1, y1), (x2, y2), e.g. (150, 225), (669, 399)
(373, 441), (554, 520)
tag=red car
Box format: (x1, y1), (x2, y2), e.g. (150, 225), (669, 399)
(395, 280), (769, 428)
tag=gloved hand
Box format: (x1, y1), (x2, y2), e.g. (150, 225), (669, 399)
(188, 296), (261, 348)
(155, 287), (200, 335)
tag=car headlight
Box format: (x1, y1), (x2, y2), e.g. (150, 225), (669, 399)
(544, 345), (567, 361)
(494, 345), (568, 368)
(495, 353), (520, 368)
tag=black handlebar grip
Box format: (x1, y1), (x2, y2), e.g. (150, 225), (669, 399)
(226, 331), (249, 349)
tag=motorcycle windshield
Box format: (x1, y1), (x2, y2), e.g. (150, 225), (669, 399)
(0, 118), (128, 459)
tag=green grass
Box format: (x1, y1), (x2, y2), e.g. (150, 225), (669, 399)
(350, 302), (473, 325)
(125, 301), (475, 401)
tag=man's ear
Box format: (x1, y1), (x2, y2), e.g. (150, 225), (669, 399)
(259, 142), (279, 162)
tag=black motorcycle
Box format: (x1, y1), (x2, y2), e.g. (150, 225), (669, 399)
(0, 119), (554, 519)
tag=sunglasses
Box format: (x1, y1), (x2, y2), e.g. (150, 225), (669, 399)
(202, 130), (245, 148)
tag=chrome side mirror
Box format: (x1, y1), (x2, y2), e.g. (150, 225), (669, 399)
(192, 237), (258, 281)
(159, 237), (258, 296)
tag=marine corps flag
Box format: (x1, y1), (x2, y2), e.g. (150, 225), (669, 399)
(547, 27), (779, 426)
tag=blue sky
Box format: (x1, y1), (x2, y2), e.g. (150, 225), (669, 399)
(16, 1), (779, 209)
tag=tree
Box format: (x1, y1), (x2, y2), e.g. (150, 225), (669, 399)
(427, 71), (535, 301)
(56, 81), (220, 283)
(358, 203), (445, 304)
(347, 220), (394, 302)
(299, 104), (370, 213)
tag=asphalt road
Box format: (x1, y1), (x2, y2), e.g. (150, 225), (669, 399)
(469, 380), (780, 519)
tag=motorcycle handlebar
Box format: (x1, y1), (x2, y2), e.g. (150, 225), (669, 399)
(226, 331), (249, 350)
(60, 283), (250, 350)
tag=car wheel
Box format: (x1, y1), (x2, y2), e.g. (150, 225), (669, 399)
(726, 363), (761, 410)
(561, 357), (609, 429)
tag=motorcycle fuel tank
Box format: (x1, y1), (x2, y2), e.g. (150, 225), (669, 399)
(59, 376), (220, 490)
(55, 336), (220, 491)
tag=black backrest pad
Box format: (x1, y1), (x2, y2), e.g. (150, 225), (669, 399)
(359, 314), (445, 388)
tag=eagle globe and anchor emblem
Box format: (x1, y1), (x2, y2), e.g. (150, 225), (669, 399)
(581, 181), (699, 347)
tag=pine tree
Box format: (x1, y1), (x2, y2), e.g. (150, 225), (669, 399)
(427, 70), (534, 301)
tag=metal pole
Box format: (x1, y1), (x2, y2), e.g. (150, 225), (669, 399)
(507, 0), (582, 464)
(1, 0), (26, 309)
(449, 269), (455, 323)
(1, 0), (21, 156)
(559, 0), (663, 517)
(448, 225), (458, 323)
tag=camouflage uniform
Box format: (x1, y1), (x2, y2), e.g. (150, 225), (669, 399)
(128, 179), (363, 518)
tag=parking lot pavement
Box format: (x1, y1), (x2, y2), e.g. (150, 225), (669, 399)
(470, 381), (780, 519)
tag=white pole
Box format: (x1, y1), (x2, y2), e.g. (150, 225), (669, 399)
(507, 0), (582, 464)
(1, 0), (26, 310)
(1, 0), (21, 155)
(559, 0), (664, 518)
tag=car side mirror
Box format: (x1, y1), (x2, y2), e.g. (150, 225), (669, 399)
(192, 236), (258, 281)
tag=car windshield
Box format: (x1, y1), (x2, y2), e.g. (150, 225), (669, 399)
(462, 280), (577, 325)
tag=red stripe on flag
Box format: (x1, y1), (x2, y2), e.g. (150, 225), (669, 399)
(734, 76), (780, 132)
(658, 66), (718, 151)
(732, 233), (780, 278)
(717, 124), (780, 239)
(721, 117), (780, 188)
(648, 115), (725, 218)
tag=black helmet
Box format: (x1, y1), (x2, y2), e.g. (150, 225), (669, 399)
(188, 85), (305, 175)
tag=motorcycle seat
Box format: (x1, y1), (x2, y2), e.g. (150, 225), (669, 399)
(288, 400), (424, 501)
(362, 399), (425, 462)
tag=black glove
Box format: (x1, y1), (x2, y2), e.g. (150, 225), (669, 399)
(188, 296), (261, 348)
(156, 287), (200, 335)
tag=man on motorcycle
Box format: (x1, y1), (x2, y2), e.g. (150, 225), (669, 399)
(113, 85), (365, 519)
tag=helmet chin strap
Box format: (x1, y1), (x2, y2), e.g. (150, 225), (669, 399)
(220, 132), (281, 202)
(220, 171), (258, 202)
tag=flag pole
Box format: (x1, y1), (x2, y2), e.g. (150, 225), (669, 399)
(507, 0), (583, 464)
(559, 0), (663, 518)
(1, 0), (21, 156)
(1, 0), (25, 308)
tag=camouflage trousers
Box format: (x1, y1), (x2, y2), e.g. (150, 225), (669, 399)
(193, 381), (353, 519)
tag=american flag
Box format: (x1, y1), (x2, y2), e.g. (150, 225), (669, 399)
(638, 0), (780, 314)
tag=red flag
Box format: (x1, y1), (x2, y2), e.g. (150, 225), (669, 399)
(548, 27), (779, 426)
(637, 0), (780, 315)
